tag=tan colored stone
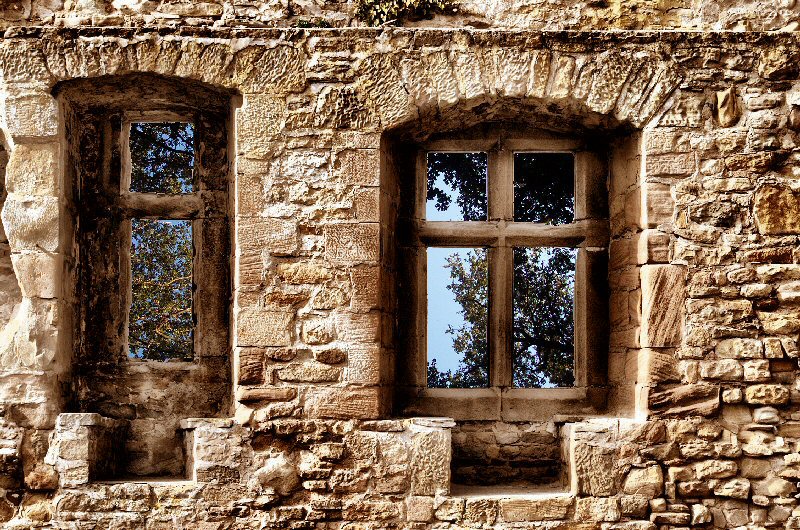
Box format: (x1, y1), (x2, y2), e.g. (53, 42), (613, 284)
(574, 497), (621, 522)
(276, 262), (331, 284)
(640, 265), (685, 348)
(499, 496), (573, 522)
(623, 465), (664, 498)
(304, 386), (381, 419)
(324, 223), (379, 263)
(237, 309), (293, 347)
(4, 94), (58, 138)
(5, 143), (58, 196)
(715, 86), (740, 127)
(745, 384), (790, 405)
(754, 185), (800, 235)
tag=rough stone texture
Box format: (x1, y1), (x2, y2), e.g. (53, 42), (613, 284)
(0, 6), (796, 529)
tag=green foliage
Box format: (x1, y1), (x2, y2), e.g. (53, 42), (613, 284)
(426, 153), (576, 389)
(127, 122), (196, 361)
(129, 122), (194, 194)
(129, 219), (193, 361)
(355, 0), (455, 26)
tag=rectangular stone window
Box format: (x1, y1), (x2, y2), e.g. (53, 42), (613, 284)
(58, 74), (234, 478)
(397, 128), (609, 422)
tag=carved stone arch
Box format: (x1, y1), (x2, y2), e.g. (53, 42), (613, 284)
(357, 44), (683, 134)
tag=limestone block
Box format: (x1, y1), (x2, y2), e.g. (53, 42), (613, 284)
(499, 495), (573, 522)
(745, 384), (790, 405)
(0, 298), (58, 371)
(237, 348), (265, 385)
(277, 262), (331, 284)
(700, 359), (742, 381)
(743, 360), (771, 382)
(409, 423), (450, 496)
(238, 217), (297, 257)
(623, 465), (664, 498)
(249, 453), (299, 496)
(5, 143), (58, 196)
(343, 344), (380, 384)
(692, 459), (738, 480)
(357, 53), (414, 128)
(575, 497), (621, 522)
(573, 442), (616, 496)
(324, 223), (379, 263)
(648, 383), (719, 417)
(759, 45), (800, 80)
(640, 182), (674, 228)
(407, 496), (434, 522)
(236, 386), (297, 403)
(236, 95), (286, 157)
(11, 252), (61, 299)
(233, 46), (306, 94)
(464, 498), (499, 525)
(276, 362), (340, 383)
(1, 195), (59, 252)
(640, 265), (685, 348)
(301, 319), (335, 345)
(350, 266), (380, 312)
(236, 309), (293, 347)
(716, 338), (764, 359)
(644, 153), (694, 178)
(754, 185), (800, 235)
(304, 386), (381, 419)
(4, 94), (58, 138)
(333, 149), (379, 186)
(492, 48), (529, 98)
(713, 477), (750, 499)
(715, 86), (740, 127)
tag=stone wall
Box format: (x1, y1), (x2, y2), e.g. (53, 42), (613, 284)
(0, 15), (798, 530)
(0, 0), (799, 30)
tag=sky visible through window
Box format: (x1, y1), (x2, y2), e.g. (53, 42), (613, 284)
(426, 154), (489, 387)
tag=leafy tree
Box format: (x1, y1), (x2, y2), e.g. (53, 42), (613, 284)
(129, 122), (194, 194)
(128, 123), (195, 361)
(426, 152), (576, 388)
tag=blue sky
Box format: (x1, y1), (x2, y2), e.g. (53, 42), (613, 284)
(426, 171), (485, 373)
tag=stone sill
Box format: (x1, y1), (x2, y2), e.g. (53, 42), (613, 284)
(95, 478), (195, 486)
(450, 483), (570, 500)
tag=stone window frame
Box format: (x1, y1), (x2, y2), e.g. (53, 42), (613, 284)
(75, 105), (231, 367)
(397, 126), (610, 421)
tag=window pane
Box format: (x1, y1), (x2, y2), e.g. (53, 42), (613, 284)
(512, 247), (576, 388)
(129, 122), (194, 194)
(129, 219), (193, 361)
(426, 152), (488, 221)
(427, 247), (489, 388)
(514, 153), (574, 224)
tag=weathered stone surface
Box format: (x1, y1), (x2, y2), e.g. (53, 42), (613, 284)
(754, 185), (800, 235)
(745, 384), (790, 405)
(649, 384), (720, 417)
(324, 223), (379, 263)
(499, 496), (573, 522)
(640, 265), (685, 348)
(623, 466), (664, 499)
(237, 309), (293, 347)
(574, 497), (621, 522)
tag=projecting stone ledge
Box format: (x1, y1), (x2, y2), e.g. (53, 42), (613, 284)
(648, 383), (720, 417)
